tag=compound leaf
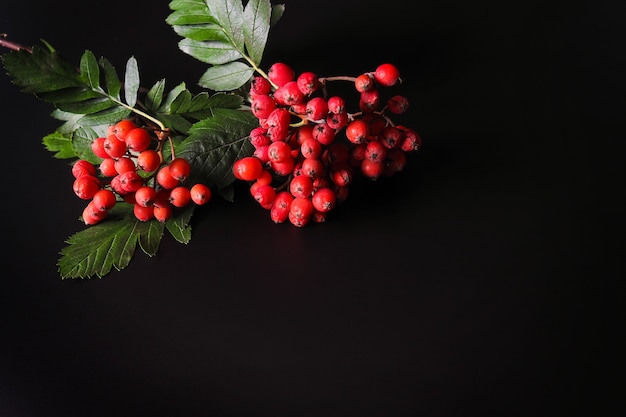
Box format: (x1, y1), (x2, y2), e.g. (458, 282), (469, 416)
(243, 0), (271, 63)
(58, 204), (165, 279)
(198, 61), (254, 91)
(175, 108), (257, 194)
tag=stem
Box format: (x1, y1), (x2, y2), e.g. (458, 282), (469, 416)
(0, 34), (32, 53)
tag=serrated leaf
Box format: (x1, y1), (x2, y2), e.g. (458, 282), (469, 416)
(124, 56), (140, 107)
(198, 61), (254, 91)
(57, 96), (118, 115)
(137, 220), (166, 255)
(1, 45), (83, 94)
(171, 23), (230, 42)
(178, 38), (243, 65)
(165, 204), (195, 243)
(174, 108), (257, 191)
(159, 82), (188, 113)
(58, 204), (165, 279)
(79, 50), (100, 90)
(166, 8), (216, 25)
(72, 126), (102, 163)
(208, 0), (245, 51)
(100, 57), (122, 99)
(42, 132), (75, 159)
(78, 106), (132, 126)
(146, 79), (166, 112)
(243, 0), (271, 63)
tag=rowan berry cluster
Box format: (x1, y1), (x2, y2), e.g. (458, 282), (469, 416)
(72, 119), (211, 225)
(233, 62), (422, 227)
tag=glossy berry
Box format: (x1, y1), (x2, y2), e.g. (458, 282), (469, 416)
(73, 175), (101, 200)
(374, 63), (401, 87)
(169, 186), (192, 207)
(135, 186), (158, 207)
(311, 187), (336, 213)
(91, 189), (117, 211)
(104, 135), (127, 158)
(168, 157), (191, 182)
(156, 165), (180, 189)
(190, 183), (212, 205)
(354, 73), (375, 92)
(137, 149), (161, 172)
(233, 156), (264, 181)
(124, 127), (152, 152)
(99, 158), (118, 177)
(72, 159), (96, 178)
(114, 156), (136, 174)
(345, 119), (369, 144)
(91, 137), (109, 158)
(268, 62), (295, 87)
(82, 201), (107, 225)
(153, 204), (173, 223)
(112, 119), (138, 141)
(133, 203), (154, 221)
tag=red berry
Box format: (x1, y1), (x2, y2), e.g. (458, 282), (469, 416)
(124, 127), (152, 152)
(387, 95), (409, 114)
(233, 156), (264, 181)
(190, 183), (212, 205)
(72, 159), (96, 178)
(153, 204), (173, 223)
(112, 119), (138, 141)
(296, 71), (319, 96)
(137, 149), (161, 173)
(82, 201), (107, 225)
(133, 203), (154, 221)
(268, 62), (295, 87)
(104, 134), (127, 158)
(169, 186), (192, 207)
(156, 165), (180, 189)
(311, 187), (336, 213)
(114, 156), (136, 174)
(91, 189), (117, 211)
(345, 119), (369, 144)
(91, 137), (109, 159)
(169, 157), (191, 182)
(354, 73), (374, 92)
(374, 63), (401, 87)
(251, 94), (277, 120)
(73, 175), (101, 200)
(135, 186), (158, 207)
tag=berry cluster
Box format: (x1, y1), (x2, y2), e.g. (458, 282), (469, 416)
(72, 119), (211, 225)
(233, 62), (422, 227)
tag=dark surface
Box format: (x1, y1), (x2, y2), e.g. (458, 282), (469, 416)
(0, 1), (623, 416)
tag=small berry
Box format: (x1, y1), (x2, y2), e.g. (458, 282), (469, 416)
(92, 189), (117, 211)
(190, 183), (212, 205)
(169, 186), (192, 208)
(169, 157), (191, 182)
(268, 62), (295, 87)
(233, 156), (264, 181)
(124, 127), (152, 152)
(374, 63), (401, 87)
(73, 175), (101, 200)
(71, 159), (96, 179)
(156, 165), (180, 189)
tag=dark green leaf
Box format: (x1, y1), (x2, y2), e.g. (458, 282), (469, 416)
(100, 57), (122, 99)
(58, 204), (164, 279)
(243, 0), (271, 63)
(78, 106), (132, 126)
(165, 204), (195, 244)
(124, 56), (140, 107)
(270, 4), (285, 27)
(57, 96), (118, 115)
(175, 108), (257, 192)
(79, 50), (100, 90)
(146, 79), (166, 112)
(1, 44), (83, 94)
(198, 61), (254, 91)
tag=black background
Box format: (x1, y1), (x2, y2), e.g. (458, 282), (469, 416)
(0, 1), (623, 416)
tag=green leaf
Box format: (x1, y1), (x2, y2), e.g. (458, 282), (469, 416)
(165, 204), (195, 244)
(178, 38), (243, 65)
(171, 23), (230, 42)
(146, 79), (166, 112)
(58, 204), (165, 279)
(100, 57), (122, 99)
(208, 0), (245, 51)
(78, 106), (132, 126)
(124, 56), (140, 107)
(198, 61), (254, 91)
(243, 0), (271, 63)
(42, 132), (75, 159)
(72, 126), (102, 163)
(270, 4), (285, 27)
(1, 45), (83, 94)
(79, 50), (100, 90)
(175, 108), (257, 194)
